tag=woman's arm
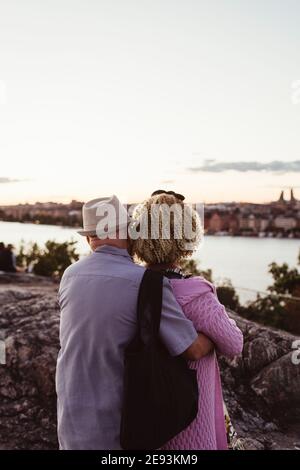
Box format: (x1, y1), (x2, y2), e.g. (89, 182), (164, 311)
(187, 292), (243, 358)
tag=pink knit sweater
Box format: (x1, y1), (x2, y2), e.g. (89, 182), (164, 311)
(161, 277), (244, 450)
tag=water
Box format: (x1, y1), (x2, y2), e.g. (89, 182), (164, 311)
(0, 221), (88, 254)
(1, 221), (299, 303)
(196, 236), (299, 302)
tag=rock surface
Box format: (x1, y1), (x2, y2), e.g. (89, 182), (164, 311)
(219, 311), (300, 450)
(0, 273), (299, 450)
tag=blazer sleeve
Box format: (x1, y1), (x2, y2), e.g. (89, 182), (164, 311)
(187, 291), (243, 358)
(159, 277), (198, 357)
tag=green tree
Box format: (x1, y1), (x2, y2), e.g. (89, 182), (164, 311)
(179, 258), (212, 281)
(17, 239), (79, 278)
(216, 280), (241, 311)
(180, 252), (300, 334)
(240, 251), (300, 333)
(17, 241), (40, 268)
(268, 261), (300, 296)
(239, 293), (286, 329)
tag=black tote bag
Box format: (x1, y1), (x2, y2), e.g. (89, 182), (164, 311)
(120, 269), (198, 450)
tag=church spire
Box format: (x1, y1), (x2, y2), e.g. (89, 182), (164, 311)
(290, 188), (295, 202)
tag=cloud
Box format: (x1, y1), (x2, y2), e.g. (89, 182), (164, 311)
(187, 160), (300, 173)
(0, 177), (24, 184)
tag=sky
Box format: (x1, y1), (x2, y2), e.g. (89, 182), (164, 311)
(0, 0), (300, 205)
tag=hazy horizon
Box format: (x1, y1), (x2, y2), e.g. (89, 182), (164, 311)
(0, 188), (299, 206)
(1, 0), (300, 205)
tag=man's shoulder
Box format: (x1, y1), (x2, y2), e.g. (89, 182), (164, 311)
(62, 255), (91, 276)
(61, 253), (146, 286)
(60, 255), (98, 286)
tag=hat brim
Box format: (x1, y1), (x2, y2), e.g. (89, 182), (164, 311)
(77, 229), (97, 236)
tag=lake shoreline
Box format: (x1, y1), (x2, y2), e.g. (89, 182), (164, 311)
(1, 221), (299, 304)
(1, 218), (300, 239)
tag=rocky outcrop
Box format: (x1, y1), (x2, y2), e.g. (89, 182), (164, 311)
(0, 271), (58, 286)
(219, 312), (300, 450)
(0, 275), (59, 450)
(0, 273), (299, 450)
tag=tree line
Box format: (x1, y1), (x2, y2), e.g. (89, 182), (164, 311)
(14, 240), (300, 335)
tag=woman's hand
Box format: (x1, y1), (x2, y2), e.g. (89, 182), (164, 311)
(182, 333), (214, 361)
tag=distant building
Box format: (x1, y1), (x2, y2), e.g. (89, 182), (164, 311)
(247, 214), (257, 232)
(1, 193), (299, 238)
(274, 216), (297, 231)
(239, 215), (250, 231)
(68, 210), (82, 220)
(207, 212), (228, 232)
(258, 217), (270, 232)
(228, 214), (239, 234)
(0, 200), (84, 225)
(273, 188), (299, 209)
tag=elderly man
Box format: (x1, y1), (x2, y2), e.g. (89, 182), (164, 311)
(56, 195), (212, 450)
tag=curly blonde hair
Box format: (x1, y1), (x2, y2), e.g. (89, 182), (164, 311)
(129, 193), (202, 265)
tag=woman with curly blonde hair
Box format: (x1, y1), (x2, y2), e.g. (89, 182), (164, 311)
(129, 190), (243, 450)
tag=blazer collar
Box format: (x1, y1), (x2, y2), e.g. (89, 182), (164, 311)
(95, 245), (132, 260)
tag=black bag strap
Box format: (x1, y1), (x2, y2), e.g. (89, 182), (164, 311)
(137, 269), (164, 339)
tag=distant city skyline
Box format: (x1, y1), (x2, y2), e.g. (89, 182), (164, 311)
(1, 1), (300, 204)
(1, 180), (300, 205)
(1, 187), (299, 240)
(0, 187), (299, 207)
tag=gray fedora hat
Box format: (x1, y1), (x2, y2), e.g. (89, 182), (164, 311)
(77, 195), (130, 238)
